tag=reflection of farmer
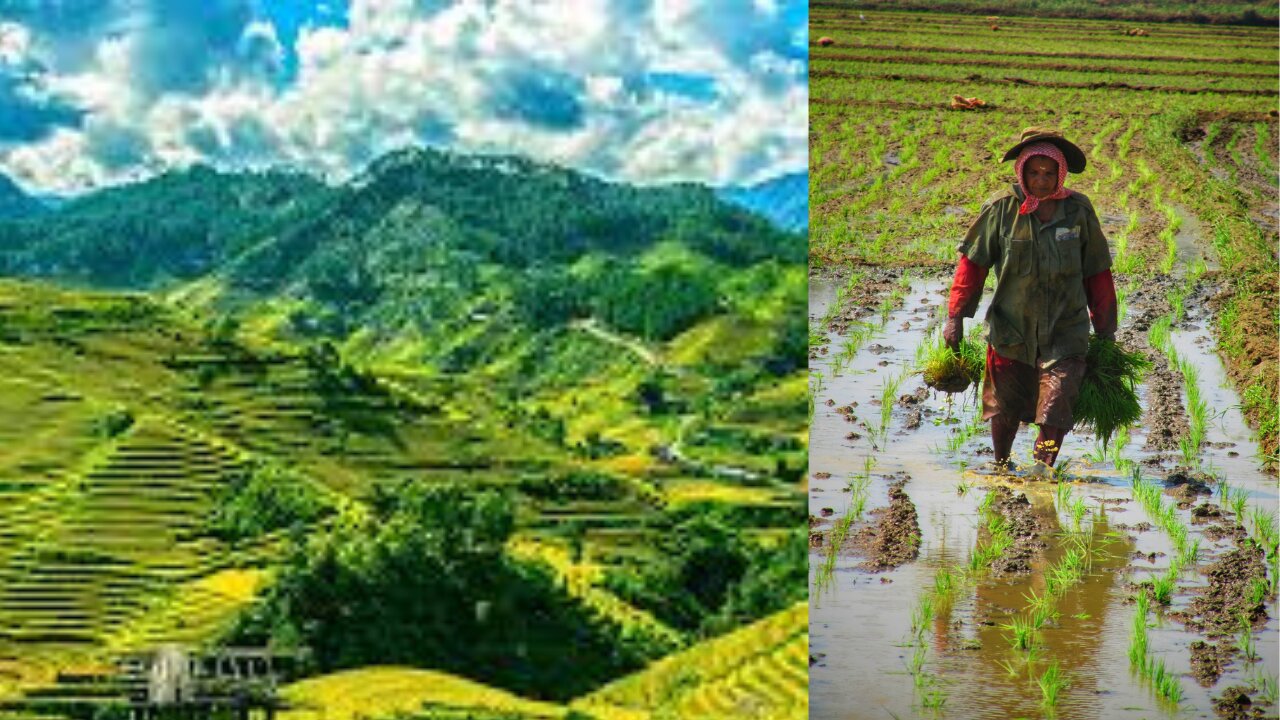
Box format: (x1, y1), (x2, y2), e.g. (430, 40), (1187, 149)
(943, 128), (1117, 475)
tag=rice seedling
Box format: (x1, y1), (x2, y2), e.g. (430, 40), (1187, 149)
(1179, 538), (1201, 569)
(908, 641), (928, 675)
(1246, 577), (1268, 608)
(911, 595), (935, 640)
(1148, 315), (1172, 355)
(920, 332), (985, 394)
(996, 658), (1022, 679)
(1069, 495), (1088, 532)
(933, 567), (956, 600)
(956, 480), (970, 496)
(1237, 612), (1257, 662)
(1030, 603), (1059, 631)
(1149, 571), (1177, 606)
(1149, 658), (1183, 703)
(1227, 487), (1249, 524)
(1046, 548), (1086, 597)
(1168, 287), (1187, 323)
(1250, 506), (1278, 549)
(1001, 613), (1036, 651)
(1256, 674), (1278, 706)
(877, 372), (905, 438)
(1129, 592), (1150, 666)
(815, 468), (874, 593)
(978, 488), (997, 515)
(830, 353), (847, 377)
(1055, 481), (1072, 515)
(1037, 662), (1069, 708)
(1075, 337), (1150, 452)
(920, 687), (947, 711)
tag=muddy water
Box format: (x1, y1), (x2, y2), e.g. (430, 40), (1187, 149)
(809, 275), (1278, 720)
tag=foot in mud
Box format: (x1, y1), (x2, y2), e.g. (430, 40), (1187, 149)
(1025, 461), (1053, 480)
(976, 459), (1018, 476)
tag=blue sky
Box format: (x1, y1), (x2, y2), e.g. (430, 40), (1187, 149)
(0, 0), (807, 194)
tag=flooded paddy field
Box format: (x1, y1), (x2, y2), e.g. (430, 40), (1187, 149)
(808, 270), (1277, 719)
(808, 7), (1278, 719)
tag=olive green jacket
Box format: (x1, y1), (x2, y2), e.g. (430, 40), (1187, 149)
(955, 185), (1112, 368)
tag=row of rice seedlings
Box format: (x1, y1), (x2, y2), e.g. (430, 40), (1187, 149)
(871, 370), (907, 447)
(835, 273), (913, 367)
(943, 400), (986, 455)
(809, 371), (825, 423)
(813, 463), (874, 593)
(1147, 312), (1208, 467)
(1129, 590), (1185, 703)
(1173, 356), (1208, 467)
(1112, 210), (1143, 274)
(833, 271), (866, 317)
(1225, 125), (1245, 185)
(1157, 201), (1182, 276)
(1130, 468), (1191, 560)
(1253, 121), (1277, 179)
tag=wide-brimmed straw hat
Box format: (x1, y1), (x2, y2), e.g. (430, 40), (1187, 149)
(1001, 127), (1086, 173)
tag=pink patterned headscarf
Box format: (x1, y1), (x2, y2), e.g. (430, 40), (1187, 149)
(1014, 141), (1071, 215)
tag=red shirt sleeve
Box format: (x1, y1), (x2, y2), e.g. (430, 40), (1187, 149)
(948, 254), (988, 319)
(1083, 269), (1117, 337)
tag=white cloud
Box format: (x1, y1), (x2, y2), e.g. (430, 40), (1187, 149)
(0, 0), (808, 194)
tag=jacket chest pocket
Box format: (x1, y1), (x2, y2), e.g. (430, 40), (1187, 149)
(1048, 226), (1083, 276)
(1003, 222), (1034, 277)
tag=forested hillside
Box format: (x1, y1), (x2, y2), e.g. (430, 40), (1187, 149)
(0, 148), (807, 719)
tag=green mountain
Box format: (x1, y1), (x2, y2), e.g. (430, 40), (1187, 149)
(0, 174), (44, 220)
(0, 165), (328, 288)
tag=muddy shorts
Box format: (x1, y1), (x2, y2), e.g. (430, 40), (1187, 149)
(981, 346), (1086, 429)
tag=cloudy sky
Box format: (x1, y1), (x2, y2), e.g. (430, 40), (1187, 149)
(0, 0), (807, 195)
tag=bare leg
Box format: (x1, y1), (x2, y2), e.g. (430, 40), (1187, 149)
(991, 415), (1019, 468)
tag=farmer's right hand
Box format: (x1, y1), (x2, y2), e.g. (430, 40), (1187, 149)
(943, 317), (962, 350)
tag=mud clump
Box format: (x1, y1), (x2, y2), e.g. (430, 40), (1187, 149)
(851, 474), (921, 571)
(1214, 685), (1270, 719)
(898, 386), (928, 430)
(1191, 502), (1224, 523)
(1202, 523), (1249, 543)
(1189, 639), (1233, 687)
(1163, 469), (1214, 508)
(987, 486), (1051, 575)
(1176, 539), (1270, 679)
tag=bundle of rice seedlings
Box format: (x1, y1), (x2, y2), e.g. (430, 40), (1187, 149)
(1075, 337), (1150, 451)
(921, 335), (985, 393)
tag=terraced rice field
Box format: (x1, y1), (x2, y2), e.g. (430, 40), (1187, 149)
(0, 277), (807, 719)
(808, 9), (1278, 719)
(265, 602), (806, 720)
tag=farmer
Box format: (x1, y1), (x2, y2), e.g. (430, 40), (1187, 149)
(943, 127), (1117, 476)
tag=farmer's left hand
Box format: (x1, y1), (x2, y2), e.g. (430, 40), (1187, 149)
(943, 316), (963, 350)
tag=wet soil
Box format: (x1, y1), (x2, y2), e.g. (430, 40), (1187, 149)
(1163, 468), (1215, 507)
(987, 486), (1051, 574)
(1114, 274), (1190, 453)
(849, 474), (921, 571)
(1190, 639), (1235, 686)
(1213, 685), (1271, 719)
(1172, 538), (1270, 645)
(810, 267), (905, 342)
